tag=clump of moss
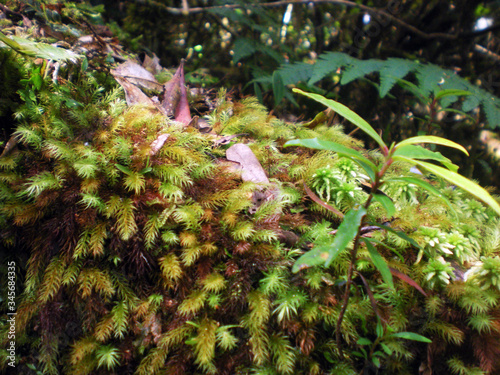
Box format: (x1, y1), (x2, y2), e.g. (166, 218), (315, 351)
(1, 3), (500, 375)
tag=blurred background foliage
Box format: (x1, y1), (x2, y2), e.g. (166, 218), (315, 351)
(93, 0), (500, 186)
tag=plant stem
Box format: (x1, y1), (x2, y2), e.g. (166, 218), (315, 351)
(335, 167), (385, 358)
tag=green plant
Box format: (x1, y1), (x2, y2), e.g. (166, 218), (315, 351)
(284, 88), (500, 357)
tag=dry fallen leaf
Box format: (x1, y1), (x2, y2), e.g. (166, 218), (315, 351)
(226, 143), (269, 183)
(111, 60), (162, 91)
(142, 53), (162, 75)
(113, 75), (156, 107)
(162, 59), (191, 126)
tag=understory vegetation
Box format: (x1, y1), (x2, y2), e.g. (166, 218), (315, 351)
(1, 1), (500, 375)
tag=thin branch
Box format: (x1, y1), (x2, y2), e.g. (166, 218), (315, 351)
(138, 0), (463, 41)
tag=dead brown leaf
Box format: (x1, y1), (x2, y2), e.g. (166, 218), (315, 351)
(226, 143), (269, 183)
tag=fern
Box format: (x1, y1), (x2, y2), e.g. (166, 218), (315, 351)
(262, 52), (500, 129)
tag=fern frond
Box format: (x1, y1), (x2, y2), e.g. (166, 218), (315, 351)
(308, 51), (355, 85)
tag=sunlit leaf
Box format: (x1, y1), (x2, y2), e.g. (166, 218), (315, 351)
(413, 160), (500, 216)
(395, 136), (468, 156)
(393, 145), (458, 172)
(385, 176), (453, 210)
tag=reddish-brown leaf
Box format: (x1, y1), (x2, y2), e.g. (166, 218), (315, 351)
(389, 267), (427, 296)
(303, 183), (344, 218)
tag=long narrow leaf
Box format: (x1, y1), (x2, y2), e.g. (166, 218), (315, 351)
(304, 183), (344, 218)
(413, 160), (500, 216)
(358, 273), (384, 322)
(366, 222), (422, 250)
(395, 136), (468, 156)
(388, 332), (432, 343)
(362, 238), (394, 289)
(389, 267), (427, 296)
(393, 145), (458, 172)
(292, 89), (387, 149)
(385, 176), (453, 210)
(284, 138), (378, 172)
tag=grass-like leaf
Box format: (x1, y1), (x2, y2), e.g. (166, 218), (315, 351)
(292, 89), (386, 149)
(395, 135), (468, 156)
(413, 160), (500, 216)
(361, 238), (394, 289)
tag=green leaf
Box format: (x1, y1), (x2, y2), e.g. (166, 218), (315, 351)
(393, 144), (458, 172)
(388, 332), (432, 343)
(365, 222), (422, 250)
(284, 138), (378, 173)
(380, 343), (392, 355)
(362, 238), (394, 290)
(372, 193), (395, 217)
(0, 31), (81, 62)
(273, 71), (284, 107)
(292, 89), (386, 149)
(385, 176), (453, 210)
(395, 136), (468, 156)
(292, 205), (367, 272)
(376, 320), (384, 338)
(115, 163), (132, 175)
(434, 89), (472, 100)
(413, 160), (500, 217)
(357, 337), (372, 346)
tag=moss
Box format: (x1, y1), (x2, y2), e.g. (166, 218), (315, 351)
(1, 2), (500, 374)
